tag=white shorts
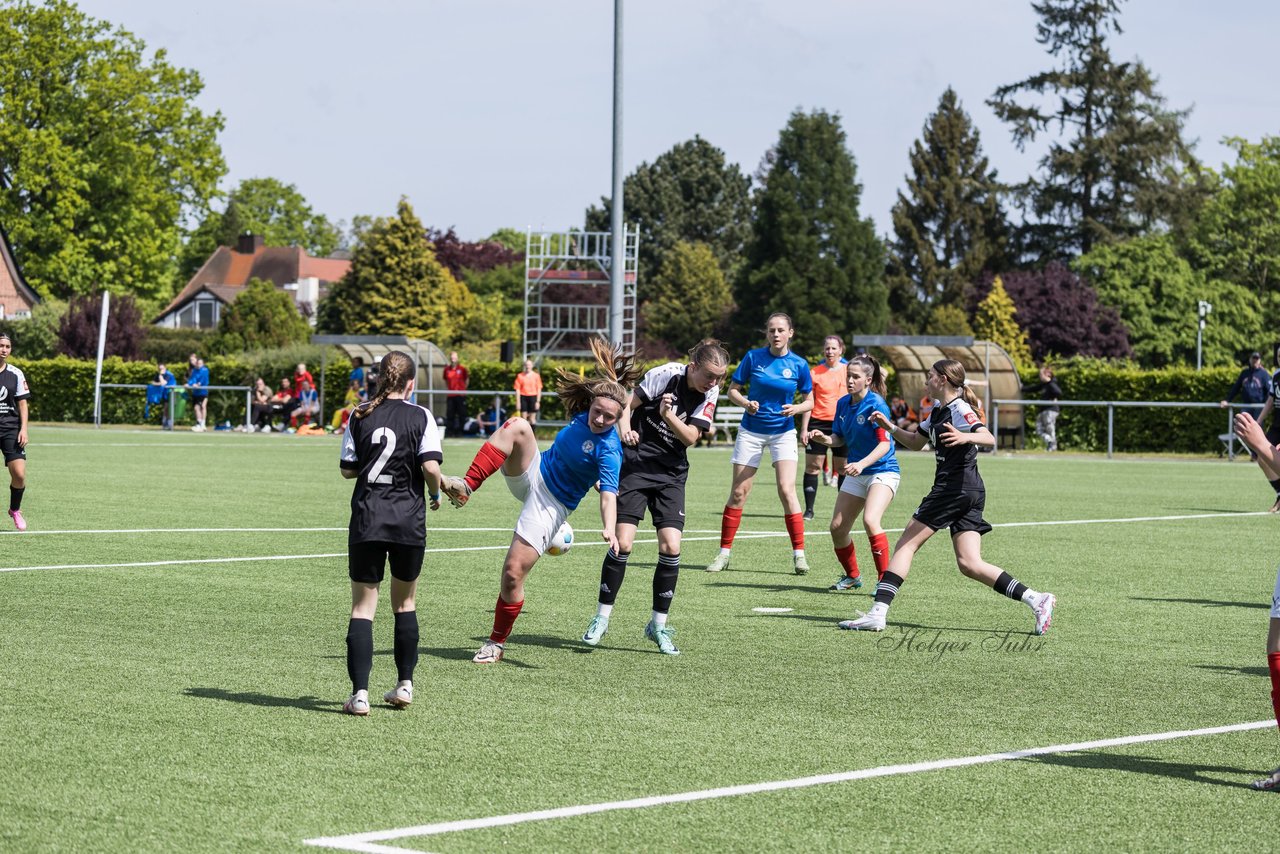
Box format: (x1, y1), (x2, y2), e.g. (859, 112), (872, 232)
(839, 471), (902, 499)
(504, 449), (570, 556)
(1271, 566), (1280, 619)
(731, 427), (799, 468)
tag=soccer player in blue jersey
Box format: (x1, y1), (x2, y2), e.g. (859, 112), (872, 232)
(441, 339), (642, 664)
(805, 353), (899, 591)
(842, 359), (1056, 635)
(708, 313), (814, 575)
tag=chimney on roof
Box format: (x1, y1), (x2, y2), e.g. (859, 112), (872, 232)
(237, 233), (265, 254)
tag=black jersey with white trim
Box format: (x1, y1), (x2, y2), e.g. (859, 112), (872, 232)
(340, 399), (442, 545)
(623, 362), (718, 482)
(1269, 370), (1280, 400)
(926, 397), (985, 491)
(0, 364), (31, 425)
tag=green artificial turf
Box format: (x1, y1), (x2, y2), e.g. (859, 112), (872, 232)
(0, 427), (1276, 851)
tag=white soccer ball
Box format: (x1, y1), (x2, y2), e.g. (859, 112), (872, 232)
(547, 523), (574, 556)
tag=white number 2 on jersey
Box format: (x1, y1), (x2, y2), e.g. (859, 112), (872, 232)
(367, 427), (397, 484)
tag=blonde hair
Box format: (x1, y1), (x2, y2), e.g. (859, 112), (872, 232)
(848, 353), (887, 400)
(556, 337), (643, 416)
(353, 351), (415, 420)
(933, 358), (985, 421)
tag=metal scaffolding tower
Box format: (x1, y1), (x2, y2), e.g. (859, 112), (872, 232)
(523, 227), (639, 359)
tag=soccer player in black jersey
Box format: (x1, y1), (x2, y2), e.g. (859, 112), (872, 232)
(0, 334), (31, 531)
(337, 352), (443, 715)
(580, 339), (728, 655)
(842, 359), (1056, 635)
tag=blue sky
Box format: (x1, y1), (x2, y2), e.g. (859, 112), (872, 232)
(75, 0), (1280, 242)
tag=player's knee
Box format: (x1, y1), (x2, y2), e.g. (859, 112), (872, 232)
(956, 556), (984, 578)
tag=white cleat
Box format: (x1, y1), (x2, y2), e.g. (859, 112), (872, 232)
(1032, 593), (1056, 636)
(383, 682), (413, 708)
(838, 609), (886, 632)
(472, 640), (505, 664)
(342, 690), (370, 716)
(705, 552), (730, 573)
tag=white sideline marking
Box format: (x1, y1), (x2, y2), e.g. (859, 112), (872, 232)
(752, 607), (794, 613)
(0, 533), (784, 573)
(303, 719), (1275, 852)
(0, 526), (513, 536)
(0, 511), (1268, 573)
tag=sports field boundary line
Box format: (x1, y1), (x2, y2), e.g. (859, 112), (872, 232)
(302, 719), (1274, 852)
(0, 511), (1268, 573)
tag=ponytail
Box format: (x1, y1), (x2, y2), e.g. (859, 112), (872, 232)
(353, 351), (415, 420)
(848, 353), (886, 400)
(556, 337), (644, 416)
(933, 358), (985, 422)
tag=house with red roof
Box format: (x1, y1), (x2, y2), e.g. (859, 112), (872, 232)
(155, 233), (350, 328)
(0, 222), (40, 320)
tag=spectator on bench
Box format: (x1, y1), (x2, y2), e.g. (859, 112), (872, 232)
(291, 379), (319, 429)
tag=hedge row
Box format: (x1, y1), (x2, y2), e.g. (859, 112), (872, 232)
(13, 354), (1251, 454)
(1011, 363), (1243, 453)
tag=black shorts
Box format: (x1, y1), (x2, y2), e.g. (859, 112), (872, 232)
(616, 477), (686, 531)
(349, 541), (425, 584)
(1266, 421), (1280, 447)
(913, 485), (991, 536)
(191, 393), (208, 403)
(804, 419), (846, 458)
(519, 395), (539, 415)
(0, 425), (23, 463)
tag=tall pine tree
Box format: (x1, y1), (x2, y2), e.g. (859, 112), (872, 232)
(887, 88), (1009, 332)
(972, 276), (1033, 369)
(988, 0), (1199, 259)
(735, 109), (886, 355)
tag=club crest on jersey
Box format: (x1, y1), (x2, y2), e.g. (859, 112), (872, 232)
(0, 386), (7, 402)
(963, 411), (978, 425)
(782, 368), (793, 379)
(857, 414), (865, 424)
(581, 439), (595, 453)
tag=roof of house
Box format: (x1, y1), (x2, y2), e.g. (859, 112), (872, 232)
(158, 244), (351, 319)
(0, 221), (40, 312)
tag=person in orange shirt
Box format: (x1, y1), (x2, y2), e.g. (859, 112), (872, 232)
(514, 359), (543, 425)
(798, 335), (849, 521)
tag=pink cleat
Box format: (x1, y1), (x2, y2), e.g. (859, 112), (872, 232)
(8, 509), (26, 532)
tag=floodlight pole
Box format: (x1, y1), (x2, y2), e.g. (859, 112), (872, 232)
(608, 0), (625, 346)
(92, 290), (110, 428)
(1196, 300), (1212, 371)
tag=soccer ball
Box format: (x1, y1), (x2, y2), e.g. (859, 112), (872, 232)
(547, 523), (574, 556)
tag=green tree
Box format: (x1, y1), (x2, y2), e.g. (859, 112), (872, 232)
(988, 0), (1199, 259)
(460, 262), (523, 344)
(973, 276), (1033, 368)
(586, 136), (752, 281)
(924, 303), (974, 338)
(179, 177), (341, 279)
(644, 241), (733, 353)
(734, 109), (886, 355)
(887, 88), (1009, 332)
(1184, 136), (1280, 299)
(316, 198), (481, 344)
(0, 0), (225, 302)
(213, 277), (311, 353)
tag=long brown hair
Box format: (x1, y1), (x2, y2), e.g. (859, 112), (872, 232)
(353, 351), (415, 420)
(933, 358), (984, 421)
(848, 353), (887, 400)
(556, 337), (643, 416)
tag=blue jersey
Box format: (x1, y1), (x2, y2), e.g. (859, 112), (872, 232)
(833, 391), (899, 475)
(731, 347), (812, 435)
(540, 412), (623, 511)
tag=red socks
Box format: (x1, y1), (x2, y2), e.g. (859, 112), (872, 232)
(834, 542), (859, 579)
(490, 597), (524, 643)
(720, 506), (743, 549)
(1269, 652), (1280, 730)
(465, 443), (508, 491)
(869, 532), (891, 582)
(784, 513), (805, 550)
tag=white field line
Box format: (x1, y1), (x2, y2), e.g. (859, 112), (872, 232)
(302, 719), (1275, 853)
(0, 511), (1268, 573)
(0, 533), (784, 574)
(0, 511), (1267, 539)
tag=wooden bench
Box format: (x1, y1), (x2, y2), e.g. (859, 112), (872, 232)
(702, 405), (746, 445)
